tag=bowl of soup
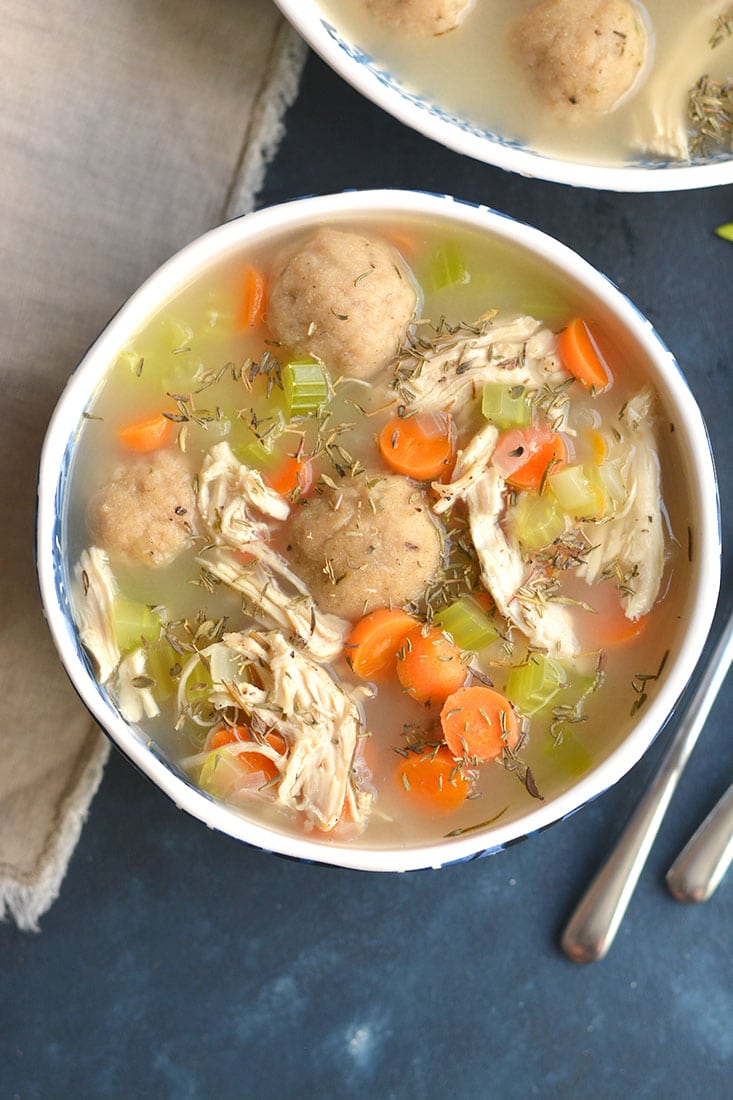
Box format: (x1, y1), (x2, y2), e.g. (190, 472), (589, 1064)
(37, 190), (720, 871)
(274, 0), (733, 191)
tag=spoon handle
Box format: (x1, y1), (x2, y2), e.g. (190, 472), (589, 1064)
(666, 783), (733, 902)
(561, 610), (733, 963)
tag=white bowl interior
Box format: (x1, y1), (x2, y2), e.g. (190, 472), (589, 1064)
(37, 190), (721, 871)
(274, 1), (733, 192)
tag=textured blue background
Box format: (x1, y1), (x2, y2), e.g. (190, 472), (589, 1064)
(3, 49), (732, 1100)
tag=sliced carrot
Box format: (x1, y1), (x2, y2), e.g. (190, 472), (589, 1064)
(346, 607), (418, 679)
(441, 686), (521, 763)
(263, 453), (313, 497)
(395, 745), (469, 814)
(116, 412), (173, 452)
(492, 423), (568, 492)
(238, 266), (267, 330)
(558, 318), (613, 393)
(579, 589), (649, 649)
(206, 724), (285, 782)
(378, 412), (456, 482)
(396, 625), (468, 704)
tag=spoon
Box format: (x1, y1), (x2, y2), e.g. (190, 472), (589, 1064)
(561, 607), (733, 963)
(666, 781), (733, 902)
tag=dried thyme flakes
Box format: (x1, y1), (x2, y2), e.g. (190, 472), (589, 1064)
(630, 649), (670, 717)
(688, 75), (733, 158)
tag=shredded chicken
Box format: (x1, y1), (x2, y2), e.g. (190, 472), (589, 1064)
(72, 547), (120, 683)
(432, 423), (580, 658)
(198, 549), (349, 662)
(578, 389), (665, 619)
(197, 440), (289, 549)
(114, 648), (160, 723)
(468, 470), (580, 658)
(395, 314), (569, 416)
(209, 631), (370, 832)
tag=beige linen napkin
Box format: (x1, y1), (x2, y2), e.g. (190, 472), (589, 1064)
(0, 0), (306, 930)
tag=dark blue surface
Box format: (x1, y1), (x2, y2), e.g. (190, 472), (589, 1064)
(4, 51), (733, 1100)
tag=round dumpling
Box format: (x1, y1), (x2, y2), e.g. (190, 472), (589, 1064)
(288, 475), (443, 620)
(510, 0), (649, 119)
(89, 448), (195, 567)
(267, 228), (417, 381)
(365, 0), (473, 36)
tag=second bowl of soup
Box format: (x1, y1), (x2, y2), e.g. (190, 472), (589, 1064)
(37, 190), (720, 871)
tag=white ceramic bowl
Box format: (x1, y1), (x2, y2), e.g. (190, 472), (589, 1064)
(37, 190), (721, 871)
(275, 0), (733, 192)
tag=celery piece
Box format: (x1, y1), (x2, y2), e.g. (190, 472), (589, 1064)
(541, 728), (594, 779)
(481, 383), (532, 429)
(434, 596), (498, 651)
(233, 408), (286, 470)
(282, 360), (330, 417)
(509, 491), (566, 551)
(506, 654), (567, 717)
(428, 241), (471, 292)
(549, 464), (604, 520)
(144, 638), (179, 702)
(112, 598), (161, 655)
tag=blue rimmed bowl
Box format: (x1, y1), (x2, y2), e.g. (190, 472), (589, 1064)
(274, 1), (733, 192)
(36, 190), (720, 871)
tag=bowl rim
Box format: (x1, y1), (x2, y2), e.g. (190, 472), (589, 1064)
(273, 0), (733, 193)
(37, 188), (721, 872)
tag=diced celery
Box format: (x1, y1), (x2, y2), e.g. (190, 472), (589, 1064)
(144, 637), (180, 701)
(549, 464), (605, 520)
(282, 360), (330, 417)
(181, 656), (213, 708)
(428, 241), (471, 292)
(112, 598), (161, 655)
(481, 383), (532, 429)
(506, 654), (567, 717)
(434, 596), (498, 651)
(509, 491), (566, 551)
(542, 728), (594, 779)
(233, 408), (286, 469)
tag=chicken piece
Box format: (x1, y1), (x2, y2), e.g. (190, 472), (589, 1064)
(199, 549), (349, 663)
(432, 425), (579, 657)
(468, 471), (579, 658)
(511, 0), (650, 120)
(267, 228), (417, 381)
(72, 546), (120, 683)
(577, 389), (665, 619)
(211, 631), (370, 832)
(365, 0), (473, 36)
(196, 441), (289, 549)
(88, 448), (195, 567)
(288, 474), (443, 620)
(395, 314), (569, 420)
(114, 648), (160, 723)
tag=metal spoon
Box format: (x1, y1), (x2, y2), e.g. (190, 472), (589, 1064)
(666, 781), (733, 902)
(561, 607), (733, 964)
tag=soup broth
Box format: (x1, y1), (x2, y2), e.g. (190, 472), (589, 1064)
(318, 1), (733, 167)
(67, 212), (688, 849)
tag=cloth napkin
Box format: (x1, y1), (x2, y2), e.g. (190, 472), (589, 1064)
(0, 0), (307, 930)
